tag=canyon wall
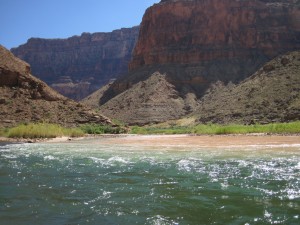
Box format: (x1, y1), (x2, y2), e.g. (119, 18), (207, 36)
(11, 27), (139, 100)
(100, 0), (300, 108)
(130, 0), (299, 70)
(194, 50), (300, 124)
(0, 45), (112, 127)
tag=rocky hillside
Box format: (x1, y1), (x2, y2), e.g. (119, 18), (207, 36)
(81, 81), (115, 109)
(93, 72), (199, 125)
(98, 0), (300, 124)
(11, 27), (139, 100)
(194, 51), (300, 124)
(0, 45), (112, 128)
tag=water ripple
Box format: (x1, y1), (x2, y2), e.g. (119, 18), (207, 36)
(0, 141), (299, 225)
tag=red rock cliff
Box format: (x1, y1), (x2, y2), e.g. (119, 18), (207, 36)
(11, 27), (139, 100)
(130, 0), (300, 70)
(99, 0), (299, 105)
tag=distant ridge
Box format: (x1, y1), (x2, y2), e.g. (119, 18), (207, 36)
(11, 26), (140, 100)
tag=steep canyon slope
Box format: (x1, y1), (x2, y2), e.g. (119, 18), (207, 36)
(96, 0), (300, 124)
(0, 45), (112, 128)
(194, 50), (300, 124)
(11, 27), (139, 100)
(97, 72), (199, 125)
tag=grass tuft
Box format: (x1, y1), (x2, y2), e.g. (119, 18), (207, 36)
(130, 121), (300, 135)
(7, 123), (84, 139)
(3, 121), (300, 139)
(0, 128), (6, 137)
(80, 124), (126, 134)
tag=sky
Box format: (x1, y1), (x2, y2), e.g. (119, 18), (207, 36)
(0, 0), (160, 49)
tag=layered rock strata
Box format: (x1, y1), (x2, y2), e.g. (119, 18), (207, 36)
(99, 0), (300, 120)
(11, 27), (139, 100)
(97, 72), (199, 125)
(130, 0), (300, 70)
(194, 51), (300, 124)
(0, 45), (112, 128)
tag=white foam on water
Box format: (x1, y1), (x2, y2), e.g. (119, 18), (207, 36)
(177, 158), (203, 172)
(108, 156), (130, 164)
(44, 155), (57, 161)
(1, 139), (299, 225)
(146, 215), (178, 225)
(1, 154), (18, 159)
(84, 191), (113, 206)
(284, 188), (300, 200)
(221, 180), (229, 190)
(264, 210), (272, 218)
(177, 159), (193, 172)
(89, 157), (105, 164)
(140, 156), (159, 166)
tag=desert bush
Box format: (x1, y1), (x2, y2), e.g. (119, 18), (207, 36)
(80, 124), (125, 134)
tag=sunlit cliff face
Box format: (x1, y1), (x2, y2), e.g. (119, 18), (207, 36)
(11, 27), (140, 100)
(130, 0), (300, 70)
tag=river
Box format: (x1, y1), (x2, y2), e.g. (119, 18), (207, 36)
(0, 135), (299, 225)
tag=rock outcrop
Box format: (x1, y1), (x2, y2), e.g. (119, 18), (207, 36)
(98, 0), (300, 124)
(97, 72), (199, 125)
(11, 27), (140, 100)
(130, 0), (299, 70)
(81, 81), (115, 109)
(0, 45), (112, 128)
(194, 51), (300, 124)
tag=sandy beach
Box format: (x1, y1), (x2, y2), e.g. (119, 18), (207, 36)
(59, 134), (300, 148)
(112, 134), (300, 146)
(1, 134), (300, 148)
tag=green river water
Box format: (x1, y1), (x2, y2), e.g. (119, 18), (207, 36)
(0, 137), (299, 225)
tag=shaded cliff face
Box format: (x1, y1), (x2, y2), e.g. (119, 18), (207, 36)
(97, 72), (199, 125)
(86, 50), (300, 126)
(100, 0), (300, 108)
(194, 51), (300, 124)
(0, 45), (112, 128)
(11, 27), (139, 100)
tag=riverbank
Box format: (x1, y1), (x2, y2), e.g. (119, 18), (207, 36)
(1, 133), (300, 147)
(42, 134), (300, 150)
(1, 121), (299, 144)
(131, 121), (300, 135)
(0, 135), (87, 144)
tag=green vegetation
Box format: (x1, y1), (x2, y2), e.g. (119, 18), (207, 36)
(111, 119), (126, 127)
(6, 123), (84, 139)
(0, 123), (126, 140)
(130, 121), (300, 135)
(131, 125), (190, 135)
(1, 121), (299, 140)
(0, 128), (6, 137)
(80, 124), (126, 134)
